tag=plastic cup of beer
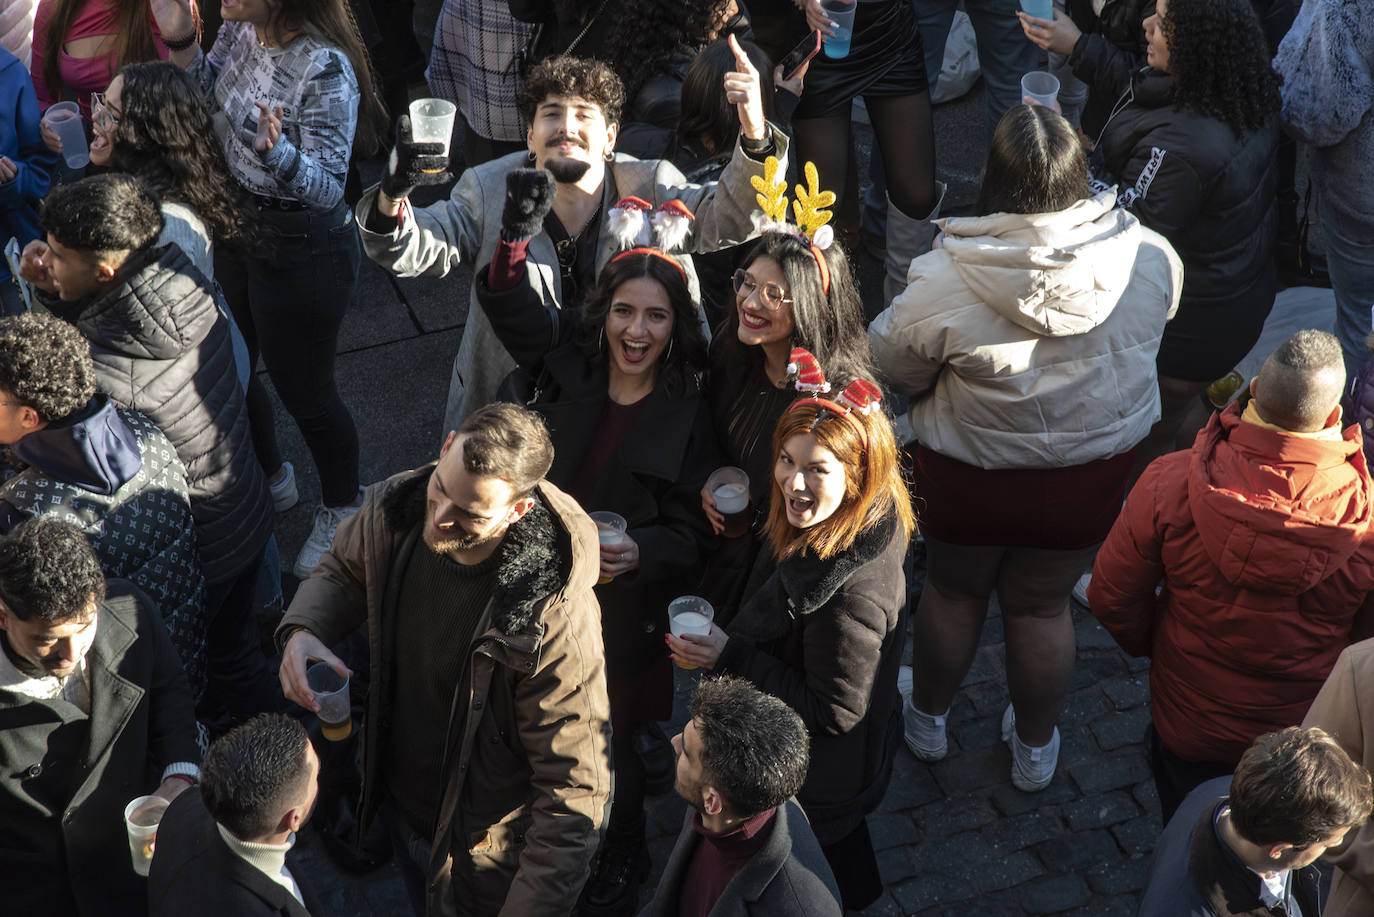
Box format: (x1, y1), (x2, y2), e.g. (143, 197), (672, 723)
(589, 511), (628, 585)
(408, 98), (456, 171)
(706, 467), (751, 538)
(124, 794), (170, 877)
(43, 102), (89, 169)
(307, 661), (352, 741)
(1020, 71), (1061, 110)
(669, 596), (715, 670)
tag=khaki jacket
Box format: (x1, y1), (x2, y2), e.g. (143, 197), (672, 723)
(1303, 638), (1374, 917)
(279, 467), (611, 916)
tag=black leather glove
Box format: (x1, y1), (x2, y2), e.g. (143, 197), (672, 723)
(501, 168), (556, 240)
(380, 114), (451, 200)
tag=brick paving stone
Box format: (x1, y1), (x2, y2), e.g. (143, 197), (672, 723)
(988, 811), (1064, 852)
(1066, 899), (1137, 917)
(1068, 652), (1127, 690)
(1057, 724), (1100, 768)
(870, 812), (922, 850)
(1033, 829), (1120, 872)
(1069, 752), (1152, 796)
(893, 873), (978, 912)
(1133, 778), (1161, 813)
(972, 851), (1044, 894)
(912, 794), (999, 837)
(963, 680), (1011, 718)
(914, 829), (998, 874)
(962, 645), (1005, 686)
(879, 844), (920, 885)
(859, 891), (903, 916)
(1064, 790), (1140, 831)
(1087, 856), (1151, 896)
(1127, 654), (1151, 673)
(931, 743), (1012, 795)
(1112, 813), (1164, 856)
(1060, 689), (1111, 725)
(1019, 874), (1092, 914)
(1075, 615), (1120, 651)
(1091, 705), (1154, 751)
(989, 778), (1079, 817)
(952, 710), (1005, 751)
(887, 762), (946, 810)
(932, 890), (1023, 916)
(1102, 675), (1150, 711)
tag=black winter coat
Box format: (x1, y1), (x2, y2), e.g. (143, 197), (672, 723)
(716, 515), (908, 844)
(1062, 0), (1152, 135)
(44, 244), (273, 585)
(476, 270), (720, 675)
(1075, 59), (1278, 379)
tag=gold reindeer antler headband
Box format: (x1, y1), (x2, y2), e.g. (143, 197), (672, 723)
(750, 157), (837, 294)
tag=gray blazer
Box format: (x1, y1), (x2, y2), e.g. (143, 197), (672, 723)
(640, 798), (843, 917)
(356, 129), (788, 433)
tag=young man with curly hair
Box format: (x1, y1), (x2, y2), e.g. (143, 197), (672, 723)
(0, 516), (201, 916)
(359, 46), (786, 436)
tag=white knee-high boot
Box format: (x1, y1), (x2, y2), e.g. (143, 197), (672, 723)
(883, 181), (948, 308)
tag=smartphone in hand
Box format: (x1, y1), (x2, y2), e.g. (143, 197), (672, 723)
(779, 30), (822, 81)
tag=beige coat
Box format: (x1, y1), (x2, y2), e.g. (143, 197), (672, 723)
(869, 190), (1183, 469)
(1303, 638), (1374, 917)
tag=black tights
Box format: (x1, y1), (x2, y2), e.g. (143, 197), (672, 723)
(792, 91), (937, 228)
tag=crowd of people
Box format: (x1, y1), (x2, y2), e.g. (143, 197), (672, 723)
(0, 0), (1372, 914)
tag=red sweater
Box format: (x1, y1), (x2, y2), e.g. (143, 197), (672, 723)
(679, 808), (777, 917)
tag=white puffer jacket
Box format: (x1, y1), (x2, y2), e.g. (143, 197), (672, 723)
(870, 190), (1183, 470)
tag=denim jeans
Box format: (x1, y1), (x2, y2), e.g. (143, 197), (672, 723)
(1320, 193), (1374, 383)
(216, 199), (363, 507)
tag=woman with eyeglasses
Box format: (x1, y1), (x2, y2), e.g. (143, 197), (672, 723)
(475, 169), (720, 915)
(699, 230), (875, 622)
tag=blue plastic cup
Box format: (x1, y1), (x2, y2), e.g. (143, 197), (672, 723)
(822, 0), (857, 59)
(1019, 0), (1054, 20)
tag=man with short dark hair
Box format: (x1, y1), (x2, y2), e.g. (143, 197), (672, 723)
(150, 714), (319, 916)
(361, 47), (785, 432)
(277, 401), (611, 917)
(1136, 726), (1372, 916)
(643, 675), (842, 917)
(0, 516), (201, 917)
(1089, 329), (1374, 821)
(20, 172), (281, 729)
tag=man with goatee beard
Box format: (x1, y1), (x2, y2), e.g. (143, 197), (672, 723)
(277, 402), (611, 917)
(358, 42), (786, 435)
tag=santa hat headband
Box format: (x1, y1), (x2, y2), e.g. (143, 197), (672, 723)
(751, 158), (836, 296)
(606, 197), (694, 283)
(786, 347), (882, 450)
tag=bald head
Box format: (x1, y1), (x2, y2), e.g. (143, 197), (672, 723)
(1252, 330), (1346, 433)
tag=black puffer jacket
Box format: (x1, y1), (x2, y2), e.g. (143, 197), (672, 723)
(1063, 0), (1153, 134)
(716, 514), (908, 844)
(1074, 56), (1278, 377)
(46, 244), (273, 584)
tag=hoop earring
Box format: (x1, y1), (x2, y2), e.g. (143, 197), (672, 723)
(604, 149), (615, 162)
(664, 336), (674, 362)
(598, 326), (605, 355)
(527, 151), (537, 164)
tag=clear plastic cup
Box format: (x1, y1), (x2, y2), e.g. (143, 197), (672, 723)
(306, 662), (351, 741)
(821, 0), (857, 59)
(705, 467), (751, 538)
(124, 795), (170, 877)
(408, 98), (456, 171)
(589, 511), (628, 585)
(1021, 71), (1061, 110)
(1019, 0), (1054, 20)
(669, 596), (715, 670)
(43, 102), (89, 169)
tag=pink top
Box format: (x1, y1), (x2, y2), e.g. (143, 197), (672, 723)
(30, 0), (168, 120)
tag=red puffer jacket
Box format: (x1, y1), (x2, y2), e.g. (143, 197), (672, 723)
(1088, 402), (1374, 763)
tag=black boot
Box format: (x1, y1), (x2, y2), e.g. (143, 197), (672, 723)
(579, 828), (650, 917)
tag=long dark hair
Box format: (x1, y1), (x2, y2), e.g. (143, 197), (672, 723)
(273, 0), (388, 156)
(577, 251), (709, 397)
(608, 0), (737, 104)
(976, 105), (1089, 215)
(676, 39), (775, 156)
(718, 233), (875, 389)
(43, 0), (157, 104)
(1161, 0), (1281, 137)
(110, 62), (254, 247)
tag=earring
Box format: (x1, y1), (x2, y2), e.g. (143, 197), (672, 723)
(664, 337), (674, 362)
(598, 326), (605, 355)
(604, 149), (615, 162)
(527, 151), (536, 164)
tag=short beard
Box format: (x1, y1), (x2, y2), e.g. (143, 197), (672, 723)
(546, 158), (593, 184)
(425, 527), (501, 556)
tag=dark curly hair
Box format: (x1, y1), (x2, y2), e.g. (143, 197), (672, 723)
(0, 313), (96, 423)
(607, 0), (736, 104)
(0, 517), (107, 623)
(518, 56), (625, 127)
(201, 714), (313, 840)
(577, 250), (709, 397)
(1160, 0), (1281, 137)
(42, 173), (164, 257)
(110, 63), (256, 249)
(690, 675), (809, 817)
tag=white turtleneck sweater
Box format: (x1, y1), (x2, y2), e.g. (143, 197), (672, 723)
(217, 826), (305, 906)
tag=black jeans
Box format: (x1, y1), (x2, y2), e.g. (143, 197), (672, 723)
(216, 199), (362, 507)
(1148, 724), (1235, 825)
(199, 546), (291, 733)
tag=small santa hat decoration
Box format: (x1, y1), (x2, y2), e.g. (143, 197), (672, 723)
(608, 196), (654, 249)
(651, 200), (695, 253)
(788, 347), (831, 394)
(837, 379), (882, 415)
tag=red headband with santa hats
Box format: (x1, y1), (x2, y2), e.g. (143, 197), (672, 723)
(786, 347), (882, 449)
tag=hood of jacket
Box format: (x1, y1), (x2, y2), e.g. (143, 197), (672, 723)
(47, 243), (217, 363)
(933, 190), (1142, 337)
(377, 467), (599, 635)
(8, 395), (140, 495)
(1188, 402), (1373, 594)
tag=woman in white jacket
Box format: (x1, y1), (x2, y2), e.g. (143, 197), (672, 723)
(869, 104), (1181, 791)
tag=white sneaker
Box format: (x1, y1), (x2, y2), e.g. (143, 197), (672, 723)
(269, 462), (298, 512)
(898, 665), (948, 762)
(1072, 571), (1092, 608)
(293, 497), (362, 579)
(1001, 705), (1060, 792)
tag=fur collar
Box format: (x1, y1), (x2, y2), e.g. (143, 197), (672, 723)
(778, 513), (897, 616)
(381, 468), (567, 635)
